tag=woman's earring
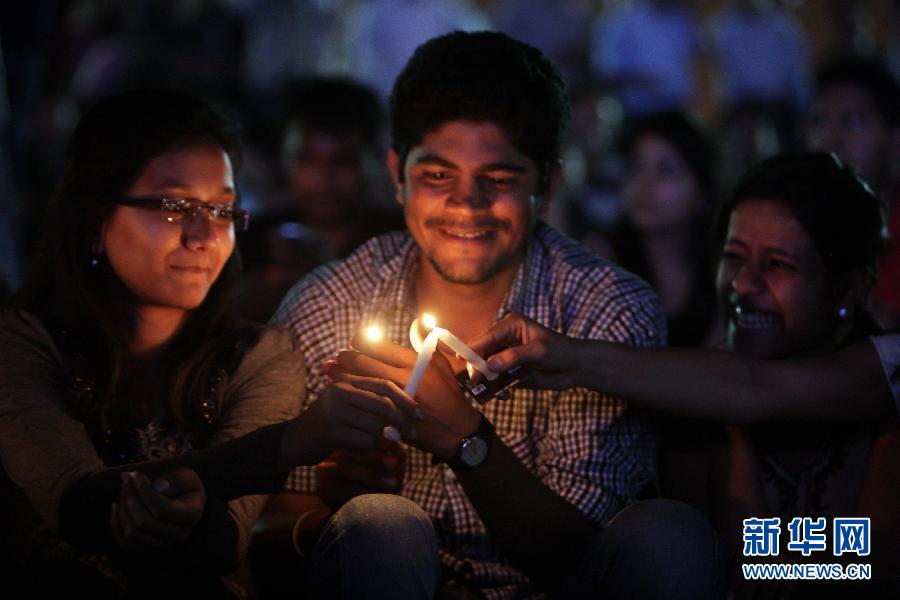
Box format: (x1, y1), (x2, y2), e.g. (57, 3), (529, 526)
(90, 240), (103, 268)
(837, 306), (848, 319)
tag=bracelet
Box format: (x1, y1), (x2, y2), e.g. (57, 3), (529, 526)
(291, 508), (325, 559)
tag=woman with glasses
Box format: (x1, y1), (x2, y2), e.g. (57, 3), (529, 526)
(0, 89), (417, 597)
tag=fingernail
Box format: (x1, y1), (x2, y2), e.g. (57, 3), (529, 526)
(384, 426), (401, 443)
(414, 406), (425, 420)
(487, 358), (501, 370)
(323, 360), (336, 373)
(153, 479), (170, 493)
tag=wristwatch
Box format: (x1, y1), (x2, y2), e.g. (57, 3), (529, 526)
(447, 414), (494, 471)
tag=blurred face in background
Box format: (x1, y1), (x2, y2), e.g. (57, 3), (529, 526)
(808, 84), (890, 187)
(622, 133), (703, 234)
(283, 123), (368, 227)
(716, 198), (836, 359)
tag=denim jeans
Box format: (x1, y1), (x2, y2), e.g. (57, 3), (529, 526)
(308, 495), (722, 599)
(554, 498), (723, 599)
(307, 494), (440, 599)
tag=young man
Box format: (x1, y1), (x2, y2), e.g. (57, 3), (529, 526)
(238, 77), (402, 321)
(269, 31), (719, 598)
(807, 58), (900, 328)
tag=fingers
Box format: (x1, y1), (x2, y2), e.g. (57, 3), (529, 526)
(155, 467), (204, 498)
(347, 374), (423, 420)
(112, 472), (194, 549)
(484, 342), (546, 373)
(318, 381), (418, 447)
(349, 334), (418, 368)
(334, 378), (418, 436)
(469, 312), (531, 359)
(316, 446), (405, 508)
(318, 456), (400, 490)
(336, 349), (409, 385)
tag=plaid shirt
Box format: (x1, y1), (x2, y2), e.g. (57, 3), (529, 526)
(272, 222), (665, 598)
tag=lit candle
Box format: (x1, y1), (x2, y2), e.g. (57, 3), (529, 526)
(364, 324), (384, 343)
(404, 328), (439, 397)
(410, 315), (498, 380)
(434, 328), (498, 380)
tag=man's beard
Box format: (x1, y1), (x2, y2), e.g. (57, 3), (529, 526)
(424, 249), (517, 285)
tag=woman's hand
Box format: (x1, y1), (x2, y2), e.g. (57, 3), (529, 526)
(469, 312), (586, 390)
(110, 467), (206, 551)
(282, 370), (421, 467)
(337, 334), (482, 462)
(316, 439), (407, 510)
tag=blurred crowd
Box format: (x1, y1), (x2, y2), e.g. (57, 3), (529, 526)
(1, 0), (899, 330)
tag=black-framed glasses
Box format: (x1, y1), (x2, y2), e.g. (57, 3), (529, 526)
(116, 197), (251, 232)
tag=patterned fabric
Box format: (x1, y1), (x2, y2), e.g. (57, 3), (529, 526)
(871, 333), (900, 414)
(272, 222), (665, 598)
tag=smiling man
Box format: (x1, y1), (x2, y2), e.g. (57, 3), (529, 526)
(268, 31), (719, 599)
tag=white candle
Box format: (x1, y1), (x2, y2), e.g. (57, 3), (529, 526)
(404, 329), (439, 397)
(434, 328), (498, 380)
(409, 315), (499, 380)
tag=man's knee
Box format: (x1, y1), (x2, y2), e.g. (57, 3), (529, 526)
(605, 498), (719, 561)
(310, 494), (439, 599)
(326, 493), (435, 546)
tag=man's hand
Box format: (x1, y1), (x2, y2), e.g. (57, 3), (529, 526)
(469, 312), (585, 390)
(110, 468), (206, 551)
(316, 439), (406, 510)
(337, 334), (481, 461)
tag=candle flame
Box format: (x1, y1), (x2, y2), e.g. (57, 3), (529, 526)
(364, 324), (384, 342)
(422, 313), (437, 329)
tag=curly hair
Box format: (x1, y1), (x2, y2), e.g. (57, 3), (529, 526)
(389, 31), (569, 193)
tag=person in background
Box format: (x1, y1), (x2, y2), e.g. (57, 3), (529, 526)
(590, 0), (701, 117)
(808, 57), (900, 329)
(606, 111), (720, 347)
(238, 77), (402, 321)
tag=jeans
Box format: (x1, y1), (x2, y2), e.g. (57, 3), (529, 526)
(555, 498), (723, 599)
(308, 495), (722, 599)
(307, 494), (440, 599)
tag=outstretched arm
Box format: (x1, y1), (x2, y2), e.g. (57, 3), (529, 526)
(470, 313), (895, 423)
(338, 335), (595, 590)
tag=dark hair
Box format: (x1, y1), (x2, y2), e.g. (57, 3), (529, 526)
(283, 76), (383, 150)
(717, 153), (886, 278)
(14, 88), (245, 434)
(613, 111), (719, 345)
(816, 57), (900, 127)
(620, 111), (718, 202)
(389, 30), (569, 193)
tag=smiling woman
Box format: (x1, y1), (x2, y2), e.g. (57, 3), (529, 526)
(708, 153), (897, 593)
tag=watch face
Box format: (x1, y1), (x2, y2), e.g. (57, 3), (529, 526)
(460, 436), (488, 468)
